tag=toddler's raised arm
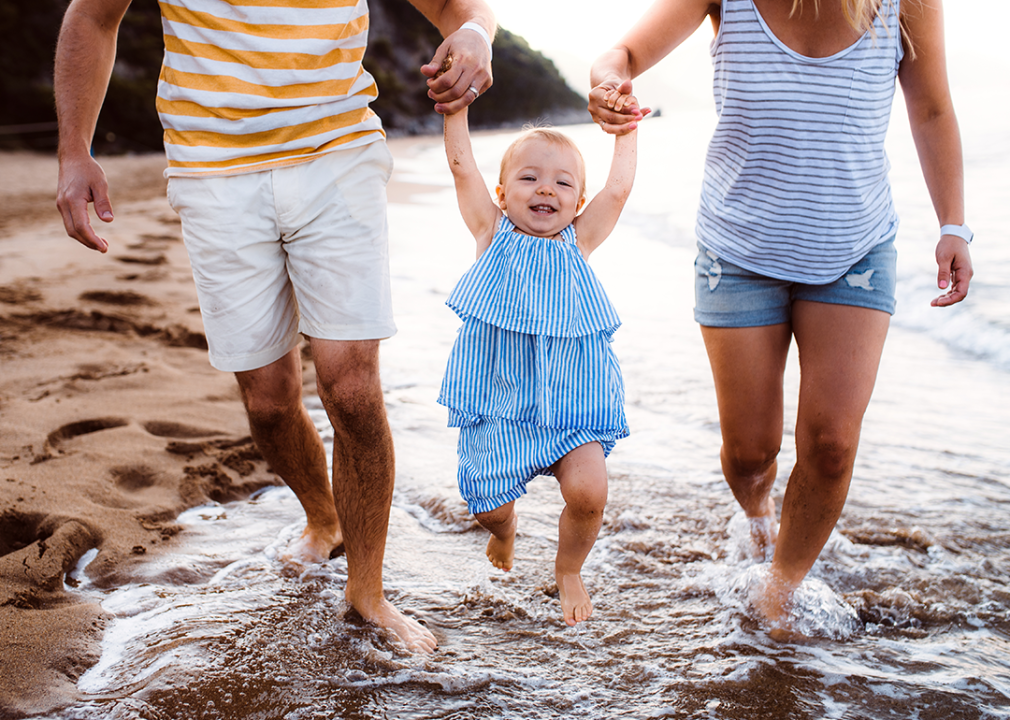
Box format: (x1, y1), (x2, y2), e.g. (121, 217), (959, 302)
(444, 109), (499, 255)
(573, 129), (638, 256)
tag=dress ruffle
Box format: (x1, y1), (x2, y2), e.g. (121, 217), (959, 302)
(439, 217), (628, 435)
(439, 319), (627, 431)
(445, 217), (621, 338)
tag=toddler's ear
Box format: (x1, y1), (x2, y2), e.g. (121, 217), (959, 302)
(577, 196), (587, 213)
(495, 185), (507, 211)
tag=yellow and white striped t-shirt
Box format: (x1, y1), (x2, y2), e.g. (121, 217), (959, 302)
(156, 0), (384, 177)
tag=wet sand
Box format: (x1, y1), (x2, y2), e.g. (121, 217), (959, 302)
(0, 143), (423, 717)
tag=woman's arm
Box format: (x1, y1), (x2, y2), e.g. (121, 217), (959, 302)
(573, 130), (638, 256)
(897, 0), (973, 306)
(444, 109), (500, 256)
(589, 0), (718, 133)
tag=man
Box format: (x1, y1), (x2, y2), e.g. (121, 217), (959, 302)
(55, 0), (495, 653)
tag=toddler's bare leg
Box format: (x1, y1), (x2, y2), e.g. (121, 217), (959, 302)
(553, 442), (608, 626)
(475, 501), (518, 571)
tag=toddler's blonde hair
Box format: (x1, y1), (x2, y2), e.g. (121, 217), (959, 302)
(498, 127), (587, 201)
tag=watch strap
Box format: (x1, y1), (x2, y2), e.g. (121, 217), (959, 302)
(940, 223), (973, 244)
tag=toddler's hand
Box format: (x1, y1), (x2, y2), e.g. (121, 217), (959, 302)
(603, 87), (637, 114)
(589, 80), (651, 135)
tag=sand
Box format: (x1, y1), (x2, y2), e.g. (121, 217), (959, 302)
(0, 144), (425, 718)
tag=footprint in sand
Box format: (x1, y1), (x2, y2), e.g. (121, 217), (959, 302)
(115, 254), (167, 266)
(0, 511), (97, 596)
(45, 417), (131, 452)
(127, 233), (179, 252)
(18, 308), (207, 350)
(79, 289), (156, 307)
(142, 420), (225, 439)
(109, 464), (163, 492)
(0, 509), (48, 558)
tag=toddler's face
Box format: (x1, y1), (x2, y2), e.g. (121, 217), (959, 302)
(496, 138), (585, 239)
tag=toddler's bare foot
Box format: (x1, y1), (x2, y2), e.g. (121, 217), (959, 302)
(353, 596), (437, 654)
(279, 523), (343, 566)
(556, 571), (593, 626)
(486, 512), (517, 571)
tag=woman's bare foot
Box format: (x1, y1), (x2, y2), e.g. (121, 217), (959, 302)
(352, 595), (438, 654)
(556, 571), (593, 626)
(747, 498), (778, 562)
(485, 511), (517, 571)
(280, 523), (343, 566)
(751, 567), (802, 641)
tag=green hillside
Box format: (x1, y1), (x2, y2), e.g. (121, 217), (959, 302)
(0, 0), (589, 152)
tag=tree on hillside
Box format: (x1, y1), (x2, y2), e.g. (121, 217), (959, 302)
(0, 0), (587, 152)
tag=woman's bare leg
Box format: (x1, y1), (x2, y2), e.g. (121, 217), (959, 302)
(758, 301), (890, 627)
(700, 322), (792, 559)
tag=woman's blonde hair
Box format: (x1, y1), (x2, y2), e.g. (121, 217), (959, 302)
(498, 127), (587, 201)
(790, 0), (912, 56)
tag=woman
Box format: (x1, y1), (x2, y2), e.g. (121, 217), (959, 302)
(588, 0), (973, 633)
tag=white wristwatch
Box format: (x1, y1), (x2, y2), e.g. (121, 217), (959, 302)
(940, 223), (973, 244)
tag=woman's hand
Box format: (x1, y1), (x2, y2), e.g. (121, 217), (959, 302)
(588, 79), (650, 135)
(931, 235), (973, 307)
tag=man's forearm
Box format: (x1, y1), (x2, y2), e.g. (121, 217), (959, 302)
(411, 0), (495, 40)
(54, 0), (130, 158)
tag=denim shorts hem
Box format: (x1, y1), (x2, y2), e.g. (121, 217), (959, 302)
(693, 238), (897, 328)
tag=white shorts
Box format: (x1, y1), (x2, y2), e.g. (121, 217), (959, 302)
(167, 142), (397, 372)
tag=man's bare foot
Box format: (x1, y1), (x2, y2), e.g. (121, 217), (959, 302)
(280, 523), (343, 566)
(556, 571), (593, 626)
(486, 512), (517, 571)
(353, 596), (438, 654)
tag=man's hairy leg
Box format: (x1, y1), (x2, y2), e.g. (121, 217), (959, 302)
(236, 349), (342, 563)
(311, 338), (437, 653)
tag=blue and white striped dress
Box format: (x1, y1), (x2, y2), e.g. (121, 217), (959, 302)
(697, 0), (903, 283)
(439, 216), (628, 514)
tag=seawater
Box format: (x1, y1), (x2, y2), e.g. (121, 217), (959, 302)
(46, 102), (1010, 719)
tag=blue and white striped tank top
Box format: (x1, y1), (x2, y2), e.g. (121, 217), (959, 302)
(445, 217), (621, 338)
(697, 0), (903, 284)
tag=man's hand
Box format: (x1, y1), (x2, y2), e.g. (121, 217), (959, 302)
(56, 152), (114, 253)
(421, 25), (493, 115)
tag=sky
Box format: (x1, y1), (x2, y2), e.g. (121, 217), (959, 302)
(489, 1), (1010, 113)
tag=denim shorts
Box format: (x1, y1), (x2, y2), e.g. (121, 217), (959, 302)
(693, 238), (897, 328)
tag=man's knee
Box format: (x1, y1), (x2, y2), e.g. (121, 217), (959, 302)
(235, 356), (304, 426)
(312, 339), (383, 418)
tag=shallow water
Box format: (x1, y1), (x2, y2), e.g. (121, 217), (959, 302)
(43, 103), (1010, 720)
